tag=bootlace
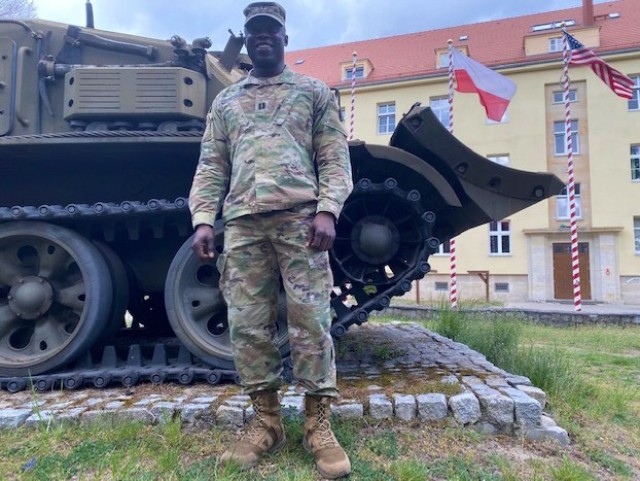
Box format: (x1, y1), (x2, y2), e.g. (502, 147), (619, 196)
(242, 407), (268, 444)
(315, 402), (339, 448)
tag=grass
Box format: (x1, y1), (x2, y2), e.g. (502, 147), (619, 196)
(1, 310), (639, 480)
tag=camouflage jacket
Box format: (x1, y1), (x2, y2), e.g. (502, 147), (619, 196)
(189, 66), (353, 226)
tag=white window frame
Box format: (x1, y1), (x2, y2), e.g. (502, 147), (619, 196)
(556, 183), (582, 219)
(634, 217), (640, 254)
(489, 220), (511, 255)
(434, 239), (451, 256)
(345, 65), (364, 80)
(553, 89), (577, 104)
(377, 102), (396, 134)
(554, 120), (580, 155)
(487, 155), (509, 166)
(628, 76), (640, 111)
(438, 52), (449, 69)
(631, 145), (640, 181)
(430, 97), (450, 128)
(549, 37), (563, 52)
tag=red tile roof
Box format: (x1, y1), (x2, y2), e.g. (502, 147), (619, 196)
(285, 0), (640, 88)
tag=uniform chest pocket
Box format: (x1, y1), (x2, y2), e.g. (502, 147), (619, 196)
(272, 91), (313, 127)
(220, 98), (253, 137)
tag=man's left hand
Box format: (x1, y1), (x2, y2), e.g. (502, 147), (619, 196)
(307, 212), (336, 251)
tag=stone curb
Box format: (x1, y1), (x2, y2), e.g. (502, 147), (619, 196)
(0, 383), (568, 443)
(0, 323), (569, 444)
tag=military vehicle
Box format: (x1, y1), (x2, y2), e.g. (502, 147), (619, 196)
(0, 5), (563, 392)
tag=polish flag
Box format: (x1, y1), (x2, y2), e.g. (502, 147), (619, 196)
(451, 48), (517, 122)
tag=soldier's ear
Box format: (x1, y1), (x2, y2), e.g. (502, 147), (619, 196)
(284, 34), (289, 46)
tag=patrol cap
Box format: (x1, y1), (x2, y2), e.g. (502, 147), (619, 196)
(244, 2), (286, 27)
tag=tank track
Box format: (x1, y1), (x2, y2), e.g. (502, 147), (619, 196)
(0, 180), (435, 392)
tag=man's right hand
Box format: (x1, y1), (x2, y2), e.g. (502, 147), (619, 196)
(192, 224), (216, 261)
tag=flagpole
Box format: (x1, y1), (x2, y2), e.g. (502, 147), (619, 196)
(562, 26), (582, 312)
(447, 39), (458, 309)
(349, 51), (357, 141)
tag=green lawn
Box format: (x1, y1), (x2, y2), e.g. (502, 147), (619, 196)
(1, 314), (639, 480)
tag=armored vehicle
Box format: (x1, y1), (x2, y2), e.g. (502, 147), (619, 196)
(0, 8), (563, 391)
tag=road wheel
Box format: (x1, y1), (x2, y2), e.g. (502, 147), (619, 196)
(164, 222), (289, 369)
(0, 222), (113, 376)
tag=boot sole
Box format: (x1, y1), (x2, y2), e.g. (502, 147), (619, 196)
(221, 433), (287, 470)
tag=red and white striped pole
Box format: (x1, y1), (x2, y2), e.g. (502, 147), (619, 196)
(349, 51), (357, 141)
(447, 40), (458, 309)
(562, 28), (582, 311)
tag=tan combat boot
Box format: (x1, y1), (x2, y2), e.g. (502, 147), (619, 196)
(219, 389), (286, 469)
(303, 395), (352, 479)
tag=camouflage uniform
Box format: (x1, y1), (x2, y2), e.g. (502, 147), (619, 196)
(189, 66), (352, 397)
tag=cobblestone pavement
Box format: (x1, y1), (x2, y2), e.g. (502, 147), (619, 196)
(0, 322), (569, 445)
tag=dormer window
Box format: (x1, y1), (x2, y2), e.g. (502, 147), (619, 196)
(340, 58), (373, 81)
(345, 66), (364, 80)
(435, 46), (468, 69)
(549, 37), (563, 52)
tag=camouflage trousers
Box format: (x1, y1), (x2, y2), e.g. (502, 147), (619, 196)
(218, 204), (338, 398)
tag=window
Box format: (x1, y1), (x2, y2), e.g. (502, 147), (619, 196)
(489, 220), (511, 255)
(345, 66), (364, 80)
(554, 120), (579, 155)
(635, 217), (640, 253)
(629, 76), (640, 111)
(631, 145), (640, 181)
(553, 89), (577, 103)
(430, 97), (450, 128)
(495, 282), (510, 292)
(438, 52), (449, 69)
(377, 103), (396, 134)
(435, 282), (449, 291)
(549, 37), (563, 52)
(435, 239), (451, 255)
(487, 155), (509, 166)
(556, 183), (582, 219)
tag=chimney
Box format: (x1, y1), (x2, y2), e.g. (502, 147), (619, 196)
(583, 0), (594, 26)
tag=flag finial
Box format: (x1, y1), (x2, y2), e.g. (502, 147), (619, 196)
(447, 39), (453, 45)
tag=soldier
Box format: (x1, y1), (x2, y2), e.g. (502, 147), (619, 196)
(188, 2), (353, 479)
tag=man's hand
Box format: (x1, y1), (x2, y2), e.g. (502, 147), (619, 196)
(307, 212), (336, 251)
(192, 224), (216, 261)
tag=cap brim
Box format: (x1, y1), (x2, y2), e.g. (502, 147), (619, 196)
(245, 14), (284, 27)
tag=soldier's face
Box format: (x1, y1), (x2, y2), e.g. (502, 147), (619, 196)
(244, 17), (288, 69)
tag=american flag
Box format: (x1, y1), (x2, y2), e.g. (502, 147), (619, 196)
(563, 31), (634, 99)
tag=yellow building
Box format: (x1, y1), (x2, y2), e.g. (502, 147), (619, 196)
(286, 0), (640, 305)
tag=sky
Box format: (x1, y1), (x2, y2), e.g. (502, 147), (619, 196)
(31, 0), (610, 52)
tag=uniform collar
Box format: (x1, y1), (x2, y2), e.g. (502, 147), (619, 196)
(243, 65), (296, 86)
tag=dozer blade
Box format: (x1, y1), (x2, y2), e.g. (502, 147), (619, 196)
(390, 104), (565, 240)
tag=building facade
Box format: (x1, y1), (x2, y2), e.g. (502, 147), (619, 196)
(286, 0), (640, 304)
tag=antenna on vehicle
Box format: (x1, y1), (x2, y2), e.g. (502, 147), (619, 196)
(86, 0), (95, 29)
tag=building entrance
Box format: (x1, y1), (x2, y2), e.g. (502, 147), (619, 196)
(552, 242), (591, 300)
